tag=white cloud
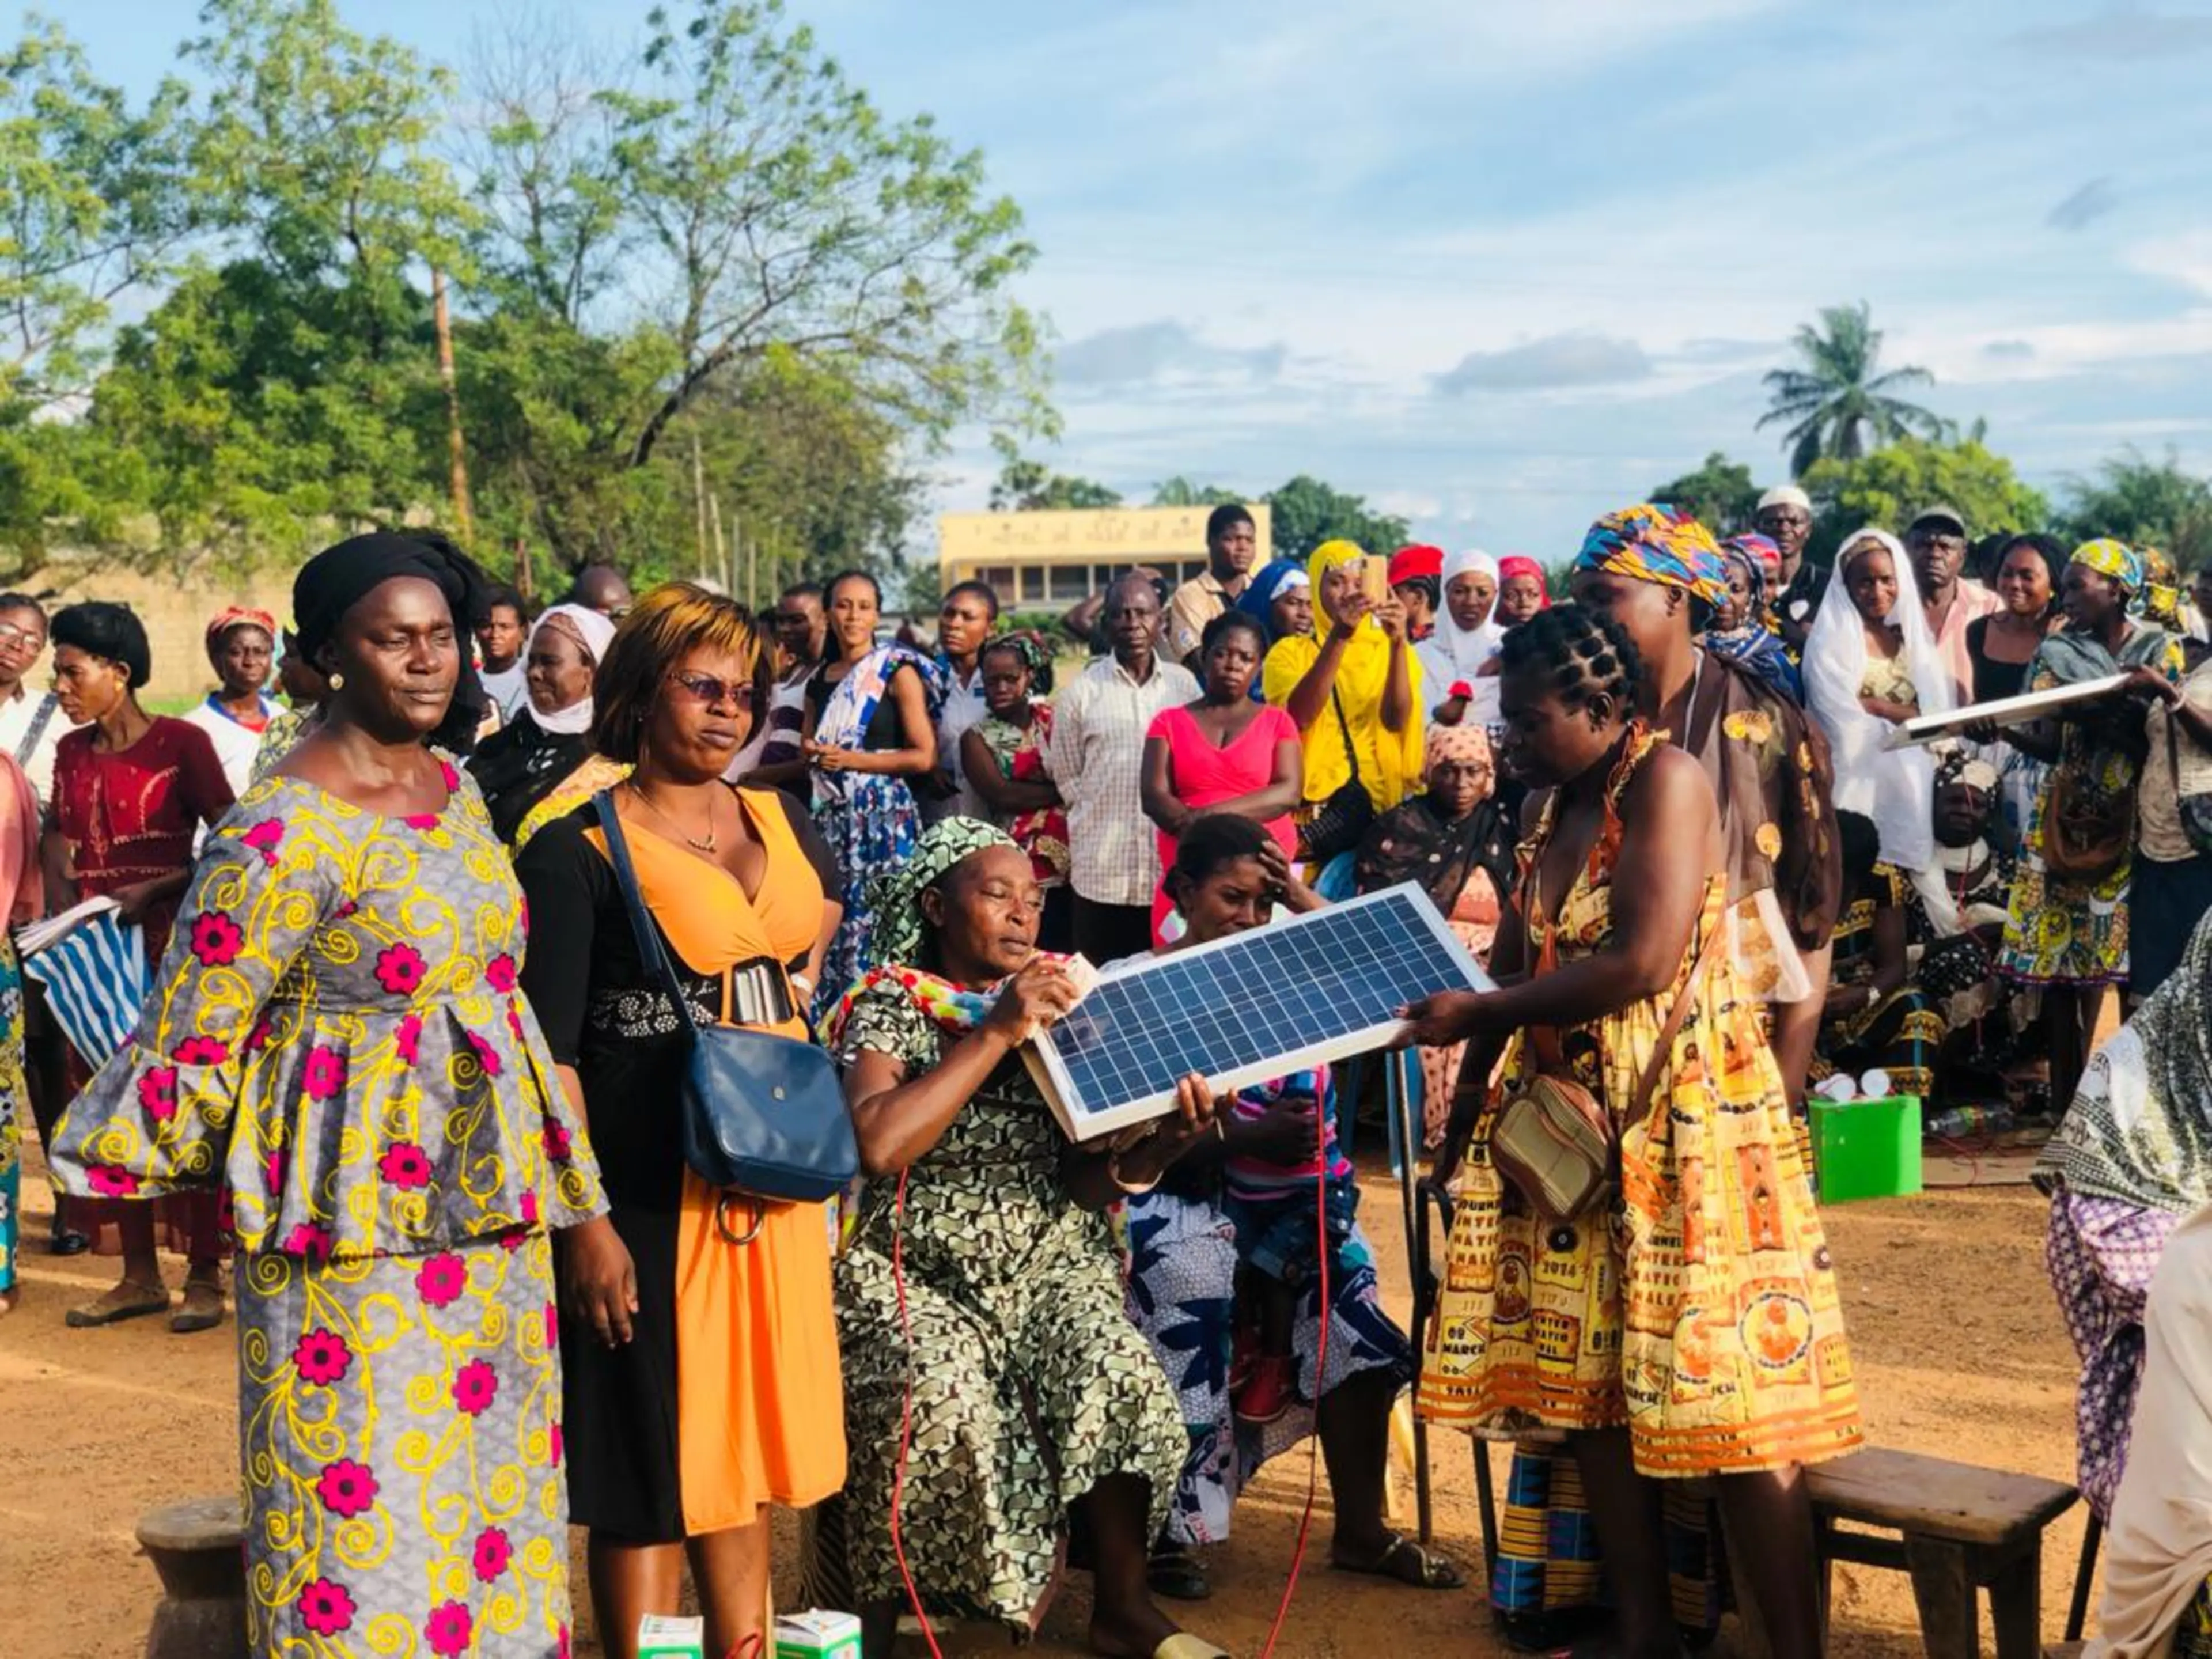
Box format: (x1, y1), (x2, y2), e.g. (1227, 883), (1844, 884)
(1434, 334), (1654, 395)
(1054, 320), (1286, 389)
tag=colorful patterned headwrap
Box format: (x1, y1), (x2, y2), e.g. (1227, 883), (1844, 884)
(2071, 537), (2145, 594)
(1573, 503), (1729, 607)
(1495, 555), (1552, 608)
(863, 815), (1018, 969)
(206, 605), (278, 645)
(2138, 546), (2182, 628)
(1724, 533), (1785, 590)
(1423, 719), (1494, 786)
(982, 627), (1056, 694)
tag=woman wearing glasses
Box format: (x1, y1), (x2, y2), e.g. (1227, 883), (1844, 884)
(516, 583), (846, 1659)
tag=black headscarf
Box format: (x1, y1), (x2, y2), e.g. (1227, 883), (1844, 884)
(294, 529), (491, 753)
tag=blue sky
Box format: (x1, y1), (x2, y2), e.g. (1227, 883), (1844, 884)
(71, 0), (2212, 558)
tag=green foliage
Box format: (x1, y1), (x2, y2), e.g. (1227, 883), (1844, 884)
(0, 1), (1044, 589)
(1759, 302), (1945, 477)
(1262, 474), (1409, 563)
(2055, 448), (2212, 572)
(1150, 476), (1245, 507)
(1649, 452), (1760, 539)
(988, 454), (1122, 511)
(1800, 438), (2048, 565)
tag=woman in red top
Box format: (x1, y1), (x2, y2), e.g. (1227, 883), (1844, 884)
(46, 602), (235, 1332)
(1141, 610), (1304, 942)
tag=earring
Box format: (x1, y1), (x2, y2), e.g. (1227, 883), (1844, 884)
(328, 671), (345, 691)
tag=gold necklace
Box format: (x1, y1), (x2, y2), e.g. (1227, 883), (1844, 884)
(630, 782), (718, 853)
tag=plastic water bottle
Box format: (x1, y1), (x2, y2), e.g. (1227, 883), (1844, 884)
(1925, 1104), (2014, 1139)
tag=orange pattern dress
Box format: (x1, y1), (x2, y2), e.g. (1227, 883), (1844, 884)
(1416, 730), (1862, 1475)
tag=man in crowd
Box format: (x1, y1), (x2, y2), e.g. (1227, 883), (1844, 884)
(472, 585), (529, 719)
(1164, 504), (1260, 667)
(1906, 505), (1999, 703)
(1756, 484), (1823, 651)
(570, 562), (634, 619)
(927, 579), (999, 820)
(0, 593), (74, 811)
(1048, 571), (1199, 961)
(735, 580), (825, 793)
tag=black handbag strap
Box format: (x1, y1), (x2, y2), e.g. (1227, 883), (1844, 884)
(1330, 688), (1362, 785)
(593, 790), (702, 1046)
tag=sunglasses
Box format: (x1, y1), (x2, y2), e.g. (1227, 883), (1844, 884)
(664, 669), (756, 710)
(0, 622), (44, 650)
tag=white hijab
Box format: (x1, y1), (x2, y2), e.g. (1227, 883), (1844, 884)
(523, 603), (618, 737)
(1416, 547), (1506, 717)
(1801, 528), (1955, 873)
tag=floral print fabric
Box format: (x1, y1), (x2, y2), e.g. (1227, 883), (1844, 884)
(238, 1232), (574, 1657)
(0, 937), (21, 1292)
(48, 767), (604, 1258)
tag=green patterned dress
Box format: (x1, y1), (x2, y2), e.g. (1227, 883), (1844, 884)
(827, 977), (1185, 1631)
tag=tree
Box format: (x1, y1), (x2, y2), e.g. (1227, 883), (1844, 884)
(2057, 448), (2212, 572)
(1649, 452), (1759, 538)
(1150, 476), (1245, 508)
(603, 0), (1047, 469)
(1262, 474), (1409, 563)
(988, 455), (1120, 512)
(1800, 437), (2047, 566)
(1758, 302), (1945, 477)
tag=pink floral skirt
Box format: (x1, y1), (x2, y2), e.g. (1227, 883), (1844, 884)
(236, 1230), (573, 1657)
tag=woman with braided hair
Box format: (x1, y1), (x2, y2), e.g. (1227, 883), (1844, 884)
(1404, 603), (1860, 1659)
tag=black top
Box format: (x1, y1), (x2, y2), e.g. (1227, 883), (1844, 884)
(514, 791), (836, 1215)
(465, 711), (590, 844)
(1964, 615), (2031, 704)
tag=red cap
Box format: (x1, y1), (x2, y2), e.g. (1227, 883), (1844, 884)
(1388, 544), (1445, 586)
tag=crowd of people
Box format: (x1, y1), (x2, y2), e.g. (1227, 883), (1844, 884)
(1, 483), (2209, 1659)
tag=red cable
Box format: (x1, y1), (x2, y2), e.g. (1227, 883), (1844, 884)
(1255, 1071), (1334, 1657)
(888, 1168), (946, 1659)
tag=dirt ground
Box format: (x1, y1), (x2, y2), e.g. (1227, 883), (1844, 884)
(0, 1146), (2090, 1659)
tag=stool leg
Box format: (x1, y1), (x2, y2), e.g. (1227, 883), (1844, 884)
(1904, 1537), (1978, 1659)
(1988, 1546), (2043, 1659)
(2067, 1513), (2104, 1644)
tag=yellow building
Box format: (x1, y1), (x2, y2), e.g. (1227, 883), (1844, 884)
(937, 503), (1270, 609)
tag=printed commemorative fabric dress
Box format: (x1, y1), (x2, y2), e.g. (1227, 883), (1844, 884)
(0, 938), (24, 1296)
(807, 647), (946, 1022)
(1812, 861), (1946, 1100)
(1416, 729), (1863, 1476)
(821, 971), (1186, 1631)
(48, 766), (605, 1659)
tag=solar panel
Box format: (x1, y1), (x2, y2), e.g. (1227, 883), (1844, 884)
(1024, 882), (1494, 1142)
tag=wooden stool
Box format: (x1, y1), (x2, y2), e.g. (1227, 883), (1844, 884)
(137, 1494), (248, 1659)
(1808, 1448), (2078, 1659)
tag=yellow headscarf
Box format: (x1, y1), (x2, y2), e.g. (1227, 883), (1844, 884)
(1260, 539), (1426, 812)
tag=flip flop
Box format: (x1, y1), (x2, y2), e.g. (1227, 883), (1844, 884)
(1153, 1635), (1231, 1659)
(1330, 1531), (1466, 1589)
(65, 1283), (172, 1328)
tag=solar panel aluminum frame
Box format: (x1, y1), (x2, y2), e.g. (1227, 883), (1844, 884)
(1020, 882), (1494, 1143)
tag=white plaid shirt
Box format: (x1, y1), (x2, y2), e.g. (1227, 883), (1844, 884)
(1044, 653), (1199, 906)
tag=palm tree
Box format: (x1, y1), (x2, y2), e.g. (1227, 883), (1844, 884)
(1758, 302), (1944, 476)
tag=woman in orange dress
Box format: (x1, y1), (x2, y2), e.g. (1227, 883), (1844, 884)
(1402, 605), (1860, 1659)
(517, 584), (846, 1659)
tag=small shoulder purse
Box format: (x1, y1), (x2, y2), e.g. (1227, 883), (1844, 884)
(593, 793), (858, 1238)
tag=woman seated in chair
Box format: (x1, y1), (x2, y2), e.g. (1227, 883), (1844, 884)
(1122, 815), (1461, 1602)
(2037, 908), (2212, 1529)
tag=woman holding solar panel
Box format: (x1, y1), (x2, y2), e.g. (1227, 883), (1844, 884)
(1400, 602), (1862, 1659)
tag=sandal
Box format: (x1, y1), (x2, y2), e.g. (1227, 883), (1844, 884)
(1330, 1531), (1466, 1589)
(1147, 1540), (1211, 1603)
(65, 1279), (171, 1328)
(171, 1274), (226, 1334)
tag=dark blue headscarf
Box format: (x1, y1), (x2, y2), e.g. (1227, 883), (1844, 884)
(1235, 559), (1311, 647)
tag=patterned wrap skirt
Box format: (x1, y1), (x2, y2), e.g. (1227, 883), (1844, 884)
(237, 1231), (571, 1658)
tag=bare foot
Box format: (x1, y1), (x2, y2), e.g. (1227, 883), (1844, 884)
(0, 1286), (17, 1318)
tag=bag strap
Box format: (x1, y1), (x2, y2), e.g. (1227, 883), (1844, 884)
(1623, 913), (1717, 1141)
(592, 790), (700, 1047)
(16, 694), (56, 766)
(1330, 688), (1362, 785)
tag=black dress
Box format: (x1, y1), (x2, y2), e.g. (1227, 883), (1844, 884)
(466, 712), (592, 844)
(515, 793), (838, 1540)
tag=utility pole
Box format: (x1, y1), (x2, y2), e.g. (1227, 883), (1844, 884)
(431, 268), (474, 544)
(691, 433), (709, 581)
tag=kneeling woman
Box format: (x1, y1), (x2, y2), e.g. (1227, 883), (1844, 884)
(1125, 814), (1460, 1594)
(1403, 605), (1862, 1659)
(823, 819), (1228, 1659)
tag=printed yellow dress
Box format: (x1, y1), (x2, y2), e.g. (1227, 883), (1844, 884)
(49, 766), (605, 1658)
(1417, 731), (1862, 1475)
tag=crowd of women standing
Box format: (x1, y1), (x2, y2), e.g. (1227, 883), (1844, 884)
(10, 493), (2211, 1659)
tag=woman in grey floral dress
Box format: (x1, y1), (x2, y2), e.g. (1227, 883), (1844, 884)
(821, 817), (1230, 1659)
